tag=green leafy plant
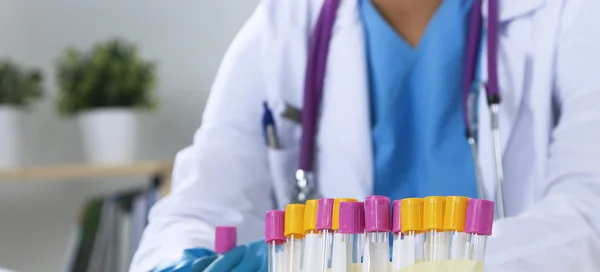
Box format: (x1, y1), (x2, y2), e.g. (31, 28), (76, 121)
(0, 60), (43, 108)
(56, 38), (157, 116)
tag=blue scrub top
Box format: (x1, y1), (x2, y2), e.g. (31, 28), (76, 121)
(361, 0), (478, 199)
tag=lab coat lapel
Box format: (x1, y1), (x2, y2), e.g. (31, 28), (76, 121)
(317, 0), (373, 198)
(478, 33), (527, 157)
(478, 0), (545, 201)
(479, 0), (546, 154)
(482, 0), (545, 21)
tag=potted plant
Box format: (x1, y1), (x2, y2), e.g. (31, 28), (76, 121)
(0, 60), (43, 169)
(56, 38), (157, 165)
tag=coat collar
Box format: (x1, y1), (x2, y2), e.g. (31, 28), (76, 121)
(482, 0), (545, 22)
(330, 0), (547, 22)
(315, 0), (547, 35)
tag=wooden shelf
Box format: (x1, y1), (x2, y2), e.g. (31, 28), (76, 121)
(0, 162), (173, 182)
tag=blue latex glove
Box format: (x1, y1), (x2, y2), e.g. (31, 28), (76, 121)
(191, 255), (219, 271)
(201, 239), (267, 272)
(169, 255), (218, 272)
(153, 248), (216, 272)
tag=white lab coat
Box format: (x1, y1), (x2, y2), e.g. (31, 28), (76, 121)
(131, 0), (600, 271)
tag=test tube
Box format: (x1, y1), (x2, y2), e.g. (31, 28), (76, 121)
(316, 198), (335, 272)
(401, 198), (424, 266)
(465, 199), (494, 262)
(444, 196), (470, 260)
(285, 204), (305, 272)
(363, 196), (390, 272)
(266, 210), (286, 272)
(331, 198), (359, 272)
(214, 226), (237, 255)
(424, 197), (447, 262)
(302, 200), (320, 272)
(391, 200), (406, 271)
(332, 201), (364, 272)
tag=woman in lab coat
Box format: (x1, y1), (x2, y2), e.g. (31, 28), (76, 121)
(131, 0), (600, 271)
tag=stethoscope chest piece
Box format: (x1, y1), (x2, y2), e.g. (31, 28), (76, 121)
(289, 169), (320, 204)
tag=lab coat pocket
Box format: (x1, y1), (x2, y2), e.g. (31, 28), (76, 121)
(267, 100), (302, 149)
(267, 146), (300, 209)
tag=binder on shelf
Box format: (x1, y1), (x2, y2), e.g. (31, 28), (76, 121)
(67, 184), (160, 272)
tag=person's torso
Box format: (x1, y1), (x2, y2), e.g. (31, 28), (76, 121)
(362, 0), (479, 200)
(263, 0), (562, 217)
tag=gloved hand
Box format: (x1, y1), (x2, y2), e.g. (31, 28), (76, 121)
(191, 255), (219, 271)
(200, 239), (267, 272)
(169, 255), (218, 272)
(152, 248), (216, 272)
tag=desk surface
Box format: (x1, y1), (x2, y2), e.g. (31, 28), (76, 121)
(0, 161), (173, 182)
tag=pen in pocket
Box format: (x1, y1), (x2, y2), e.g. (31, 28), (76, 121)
(263, 102), (280, 149)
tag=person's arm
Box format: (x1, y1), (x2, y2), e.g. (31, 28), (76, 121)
(130, 3), (274, 271)
(485, 0), (600, 271)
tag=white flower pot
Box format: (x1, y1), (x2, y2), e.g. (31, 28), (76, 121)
(78, 108), (137, 165)
(0, 106), (22, 169)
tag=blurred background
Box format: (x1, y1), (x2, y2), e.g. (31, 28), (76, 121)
(0, 0), (259, 271)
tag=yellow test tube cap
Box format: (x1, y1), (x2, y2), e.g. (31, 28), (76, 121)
(285, 204), (305, 237)
(332, 198), (358, 230)
(401, 198), (424, 233)
(423, 196), (446, 231)
(304, 199), (319, 233)
(444, 196), (469, 231)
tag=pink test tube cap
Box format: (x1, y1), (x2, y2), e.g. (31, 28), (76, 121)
(392, 200), (401, 233)
(364, 195), (391, 232)
(316, 198), (335, 230)
(339, 201), (365, 234)
(265, 210), (285, 244)
(214, 226), (237, 254)
(465, 199), (495, 236)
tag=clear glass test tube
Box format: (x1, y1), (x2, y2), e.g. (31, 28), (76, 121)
(392, 231), (404, 272)
(402, 231), (424, 266)
(266, 210), (287, 272)
(447, 230), (469, 260)
(286, 234), (303, 272)
(392, 200), (403, 271)
(465, 199), (495, 262)
(401, 198), (425, 268)
(316, 198), (335, 272)
(423, 197), (447, 262)
(302, 200), (320, 272)
(303, 230), (320, 272)
(425, 230), (448, 262)
(318, 226), (333, 270)
(468, 233), (487, 262)
(363, 196), (391, 272)
(331, 199), (359, 272)
(340, 234), (362, 271)
(392, 200), (424, 271)
(331, 232), (345, 271)
(331, 201), (364, 272)
(285, 204), (306, 272)
(365, 231), (389, 271)
(444, 196), (470, 260)
(268, 240), (287, 272)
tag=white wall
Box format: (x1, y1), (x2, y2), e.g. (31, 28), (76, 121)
(0, 1), (259, 271)
(0, 1), (28, 58)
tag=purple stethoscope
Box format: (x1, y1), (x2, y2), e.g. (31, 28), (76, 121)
(293, 0), (505, 218)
